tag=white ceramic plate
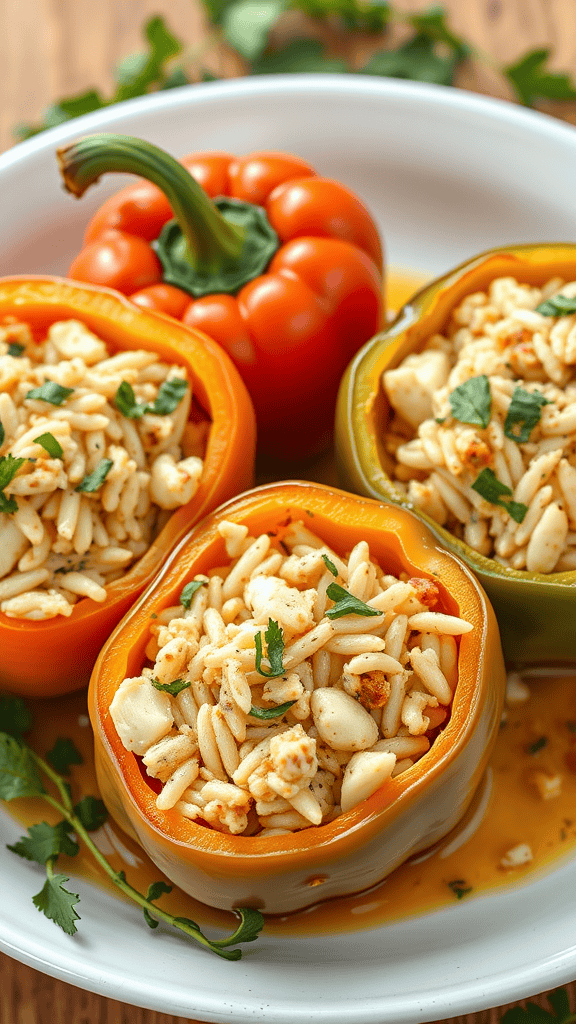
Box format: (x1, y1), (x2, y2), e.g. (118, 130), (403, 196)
(0, 75), (576, 1022)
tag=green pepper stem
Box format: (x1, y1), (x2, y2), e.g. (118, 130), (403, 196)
(57, 133), (245, 272)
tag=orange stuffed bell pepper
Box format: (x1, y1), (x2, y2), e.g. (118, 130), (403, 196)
(57, 134), (384, 460)
(0, 277), (255, 697)
(89, 481), (504, 914)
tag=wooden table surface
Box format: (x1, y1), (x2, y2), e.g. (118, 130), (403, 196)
(0, 1), (575, 1022)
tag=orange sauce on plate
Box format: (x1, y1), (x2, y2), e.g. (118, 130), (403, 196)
(3, 270), (575, 939)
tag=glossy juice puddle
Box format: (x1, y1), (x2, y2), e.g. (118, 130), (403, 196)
(3, 270), (576, 940)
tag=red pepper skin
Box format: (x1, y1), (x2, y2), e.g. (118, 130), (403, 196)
(72, 151), (384, 459)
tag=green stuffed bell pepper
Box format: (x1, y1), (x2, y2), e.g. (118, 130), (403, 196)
(336, 243), (576, 668)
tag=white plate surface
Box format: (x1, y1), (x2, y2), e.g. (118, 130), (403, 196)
(0, 75), (575, 1022)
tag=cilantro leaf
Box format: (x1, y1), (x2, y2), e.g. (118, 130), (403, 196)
(0, 694), (33, 738)
(7, 342), (26, 357)
(25, 381), (74, 405)
(325, 583), (380, 619)
(505, 48), (576, 107)
(254, 619), (285, 677)
(32, 871), (80, 936)
(504, 387), (551, 444)
(8, 821), (79, 864)
(471, 468), (528, 523)
(73, 795), (108, 831)
(75, 458), (113, 493)
(322, 553), (338, 577)
(0, 733), (45, 800)
(249, 700), (296, 719)
(0, 493), (18, 514)
(46, 737), (83, 776)
(449, 375), (492, 429)
(32, 432), (64, 459)
(151, 677), (191, 696)
(222, 0), (286, 61)
(536, 294), (576, 317)
(179, 578), (207, 609)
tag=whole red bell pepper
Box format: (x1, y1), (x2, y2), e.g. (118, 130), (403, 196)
(58, 135), (383, 459)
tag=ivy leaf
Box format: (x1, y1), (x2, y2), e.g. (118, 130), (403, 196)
(254, 618), (286, 677)
(361, 34), (461, 86)
(222, 0), (286, 61)
(46, 737), (83, 776)
(252, 38), (348, 74)
(449, 375), (492, 429)
(0, 733), (45, 800)
(74, 795), (108, 831)
(32, 872), (81, 936)
(325, 582), (380, 619)
(504, 48), (576, 107)
(0, 695), (33, 738)
(8, 821), (79, 865)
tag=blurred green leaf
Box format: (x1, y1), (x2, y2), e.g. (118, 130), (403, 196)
(408, 5), (470, 59)
(361, 33), (461, 86)
(222, 0), (287, 61)
(293, 0), (390, 32)
(251, 37), (348, 74)
(505, 48), (576, 106)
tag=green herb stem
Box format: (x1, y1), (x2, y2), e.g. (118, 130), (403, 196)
(57, 133), (245, 271)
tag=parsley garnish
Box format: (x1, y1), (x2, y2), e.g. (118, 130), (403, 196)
(325, 583), (380, 619)
(249, 700), (296, 720)
(447, 879), (473, 900)
(7, 342), (25, 357)
(448, 375), (492, 429)
(114, 377), (188, 419)
(75, 458), (113, 493)
(0, 704), (264, 958)
(322, 553), (338, 577)
(536, 293), (576, 317)
(471, 468), (528, 524)
(179, 578), (207, 609)
(0, 454), (26, 514)
(254, 619), (285, 677)
(503, 387), (551, 444)
(25, 381), (74, 405)
(33, 431), (64, 459)
(151, 677), (191, 696)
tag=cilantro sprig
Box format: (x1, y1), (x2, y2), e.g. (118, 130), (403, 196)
(0, 694), (264, 958)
